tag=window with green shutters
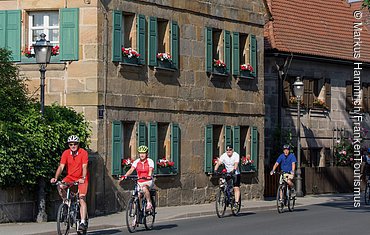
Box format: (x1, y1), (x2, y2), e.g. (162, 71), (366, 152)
(204, 125), (259, 173)
(148, 17), (179, 70)
(232, 33), (257, 79)
(112, 121), (123, 175)
(1, 9), (79, 63)
(205, 27), (230, 75)
(112, 11), (146, 64)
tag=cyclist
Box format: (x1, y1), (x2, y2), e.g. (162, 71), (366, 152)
(270, 144), (297, 197)
(214, 145), (241, 210)
(120, 145), (154, 211)
(50, 135), (89, 231)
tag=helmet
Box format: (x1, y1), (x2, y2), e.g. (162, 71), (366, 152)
(137, 145), (148, 153)
(67, 135), (80, 143)
(283, 144), (290, 150)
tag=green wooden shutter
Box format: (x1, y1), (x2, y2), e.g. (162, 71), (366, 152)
(171, 21), (179, 69)
(60, 8), (79, 61)
(112, 11), (122, 62)
(0, 11), (5, 48)
(5, 10), (21, 62)
(283, 79), (290, 107)
(204, 125), (213, 173)
(171, 123), (180, 173)
(232, 126), (240, 156)
(205, 27), (213, 72)
(224, 30), (231, 74)
(148, 122), (158, 172)
(137, 14), (146, 65)
(325, 78), (331, 110)
(250, 34), (257, 77)
(137, 122), (147, 146)
(112, 121), (123, 175)
(251, 126), (258, 172)
(148, 16), (157, 66)
(224, 125), (232, 149)
(232, 32), (240, 76)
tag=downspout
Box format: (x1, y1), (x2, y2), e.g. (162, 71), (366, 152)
(99, 0), (109, 214)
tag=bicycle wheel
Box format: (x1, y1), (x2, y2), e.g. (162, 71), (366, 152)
(365, 183), (370, 205)
(215, 189), (227, 218)
(57, 203), (70, 235)
(276, 185), (284, 213)
(287, 188), (295, 212)
(126, 198), (139, 233)
(231, 193), (241, 216)
(144, 199), (156, 230)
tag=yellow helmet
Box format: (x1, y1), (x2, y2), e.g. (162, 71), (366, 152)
(137, 145), (148, 153)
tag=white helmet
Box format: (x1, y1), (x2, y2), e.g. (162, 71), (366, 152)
(67, 135), (80, 143)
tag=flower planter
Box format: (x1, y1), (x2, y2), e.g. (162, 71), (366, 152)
(157, 167), (175, 175)
(213, 66), (227, 74)
(123, 56), (139, 64)
(240, 70), (253, 78)
(240, 164), (256, 172)
(158, 60), (172, 69)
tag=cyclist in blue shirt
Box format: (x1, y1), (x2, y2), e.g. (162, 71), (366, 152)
(270, 144), (297, 196)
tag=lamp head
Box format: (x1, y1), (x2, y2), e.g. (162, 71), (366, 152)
(33, 33), (53, 64)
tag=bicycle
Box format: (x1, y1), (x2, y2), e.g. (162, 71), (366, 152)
(274, 171), (295, 213)
(364, 177), (370, 205)
(123, 176), (157, 233)
(55, 181), (88, 235)
(215, 172), (241, 218)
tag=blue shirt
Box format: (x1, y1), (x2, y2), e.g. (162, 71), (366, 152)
(276, 153), (297, 172)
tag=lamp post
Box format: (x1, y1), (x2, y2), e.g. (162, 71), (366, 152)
(33, 33), (53, 115)
(33, 33), (52, 222)
(293, 76), (304, 197)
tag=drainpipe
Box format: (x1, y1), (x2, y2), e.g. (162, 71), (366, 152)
(99, 0), (109, 214)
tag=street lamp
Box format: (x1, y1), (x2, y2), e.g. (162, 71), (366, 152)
(33, 33), (53, 222)
(33, 33), (53, 115)
(293, 76), (304, 197)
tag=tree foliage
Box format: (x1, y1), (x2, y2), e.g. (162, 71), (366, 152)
(0, 48), (91, 188)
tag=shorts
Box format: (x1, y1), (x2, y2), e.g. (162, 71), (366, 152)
(62, 176), (89, 196)
(138, 180), (154, 190)
(232, 174), (241, 187)
(282, 173), (294, 182)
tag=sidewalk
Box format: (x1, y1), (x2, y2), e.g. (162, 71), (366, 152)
(0, 193), (352, 235)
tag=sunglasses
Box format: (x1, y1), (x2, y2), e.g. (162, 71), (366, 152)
(69, 143), (78, 146)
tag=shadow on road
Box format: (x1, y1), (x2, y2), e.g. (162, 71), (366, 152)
(87, 228), (122, 234)
(316, 200), (370, 212)
(153, 224), (178, 231)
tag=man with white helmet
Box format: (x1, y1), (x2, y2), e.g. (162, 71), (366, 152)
(50, 135), (89, 231)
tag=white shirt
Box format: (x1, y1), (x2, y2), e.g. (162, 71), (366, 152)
(219, 152), (240, 174)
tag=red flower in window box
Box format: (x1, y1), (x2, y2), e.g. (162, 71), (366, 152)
(122, 47), (140, 58)
(241, 155), (254, 165)
(51, 45), (60, 56)
(213, 59), (226, 68)
(212, 156), (219, 166)
(121, 158), (133, 170)
(23, 46), (34, 58)
(156, 52), (172, 61)
(240, 63), (254, 72)
(157, 157), (175, 168)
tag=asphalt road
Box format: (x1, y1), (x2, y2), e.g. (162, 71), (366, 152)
(85, 200), (369, 235)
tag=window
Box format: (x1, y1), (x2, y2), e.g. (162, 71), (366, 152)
(346, 81), (370, 112)
(205, 28), (230, 74)
(283, 77), (331, 110)
(231, 32), (257, 78)
(148, 17), (179, 69)
(111, 121), (180, 175)
(28, 12), (59, 48)
(112, 11), (145, 64)
(0, 9), (79, 62)
(204, 125), (258, 173)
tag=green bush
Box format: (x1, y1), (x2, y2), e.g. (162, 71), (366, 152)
(0, 48), (91, 188)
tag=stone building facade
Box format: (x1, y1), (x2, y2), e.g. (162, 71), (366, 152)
(264, 0), (370, 170)
(0, 0), (265, 218)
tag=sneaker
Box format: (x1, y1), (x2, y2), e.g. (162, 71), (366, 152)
(79, 222), (87, 231)
(233, 202), (240, 211)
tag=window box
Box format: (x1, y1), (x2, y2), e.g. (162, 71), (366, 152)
(240, 70), (253, 79)
(157, 167), (177, 175)
(158, 59), (172, 69)
(240, 164), (256, 173)
(123, 56), (139, 64)
(213, 66), (227, 75)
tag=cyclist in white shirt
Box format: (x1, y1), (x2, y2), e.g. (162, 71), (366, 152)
(214, 145), (241, 210)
